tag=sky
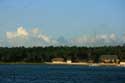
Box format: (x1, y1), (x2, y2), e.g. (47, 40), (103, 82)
(0, 0), (125, 47)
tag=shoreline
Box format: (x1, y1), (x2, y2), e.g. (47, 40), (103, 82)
(45, 62), (125, 67)
(0, 62), (124, 67)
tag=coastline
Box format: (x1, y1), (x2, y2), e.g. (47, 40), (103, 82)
(45, 62), (125, 67)
(0, 62), (124, 67)
(0, 62), (45, 65)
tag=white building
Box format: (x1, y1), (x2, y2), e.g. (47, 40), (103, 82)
(66, 59), (72, 64)
(52, 58), (65, 64)
(120, 62), (125, 65)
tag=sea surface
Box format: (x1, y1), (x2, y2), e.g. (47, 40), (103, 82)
(0, 64), (125, 83)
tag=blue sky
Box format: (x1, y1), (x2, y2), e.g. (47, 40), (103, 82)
(0, 0), (125, 47)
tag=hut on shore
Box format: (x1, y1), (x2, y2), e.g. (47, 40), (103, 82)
(66, 59), (72, 63)
(120, 60), (125, 65)
(99, 55), (120, 64)
(51, 58), (65, 63)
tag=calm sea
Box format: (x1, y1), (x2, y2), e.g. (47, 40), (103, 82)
(0, 64), (125, 83)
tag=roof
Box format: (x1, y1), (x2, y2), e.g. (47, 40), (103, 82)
(100, 55), (118, 60)
(52, 58), (64, 61)
(120, 59), (125, 62)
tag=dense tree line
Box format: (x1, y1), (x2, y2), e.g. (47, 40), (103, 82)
(0, 46), (125, 63)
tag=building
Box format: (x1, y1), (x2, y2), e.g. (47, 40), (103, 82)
(99, 55), (120, 63)
(120, 62), (125, 65)
(51, 58), (65, 63)
(66, 59), (72, 63)
(88, 59), (94, 63)
(120, 60), (125, 65)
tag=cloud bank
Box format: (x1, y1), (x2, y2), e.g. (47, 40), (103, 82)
(1, 26), (124, 47)
(5, 26), (57, 47)
(6, 27), (28, 39)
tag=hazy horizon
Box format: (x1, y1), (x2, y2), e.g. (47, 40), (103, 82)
(0, 0), (125, 47)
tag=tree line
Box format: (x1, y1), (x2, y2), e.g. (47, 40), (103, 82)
(0, 46), (125, 63)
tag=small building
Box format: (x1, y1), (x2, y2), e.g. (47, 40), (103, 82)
(120, 62), (125, 65)
(51, 58), (65, 63)
(88, 59), (95, 63)
(120, 60), (125, 65)
(66, 59), (72, 64)
(99, 55), (120, 63)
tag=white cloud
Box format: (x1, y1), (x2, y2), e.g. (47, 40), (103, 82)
(31, 28), (40, 35)
(6, 26), (28, 39)
(17, 26), (28, 36)
(5, 26), (56, 47)
(3, 26), (124, 47)
(70, 33), (120, 47)
(6, 32), (17, 39)
(38, 34), (51, 43)
(109, 33), (117, 40)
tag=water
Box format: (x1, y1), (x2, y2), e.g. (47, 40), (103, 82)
(0, 64), (125, 83)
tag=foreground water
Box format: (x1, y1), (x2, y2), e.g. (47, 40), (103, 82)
(0, 64), (125, 83)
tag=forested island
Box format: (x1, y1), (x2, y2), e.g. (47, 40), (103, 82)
(0, 46), (124, 64)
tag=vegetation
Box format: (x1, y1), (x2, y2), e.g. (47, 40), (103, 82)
(0, 46), (125, 63)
